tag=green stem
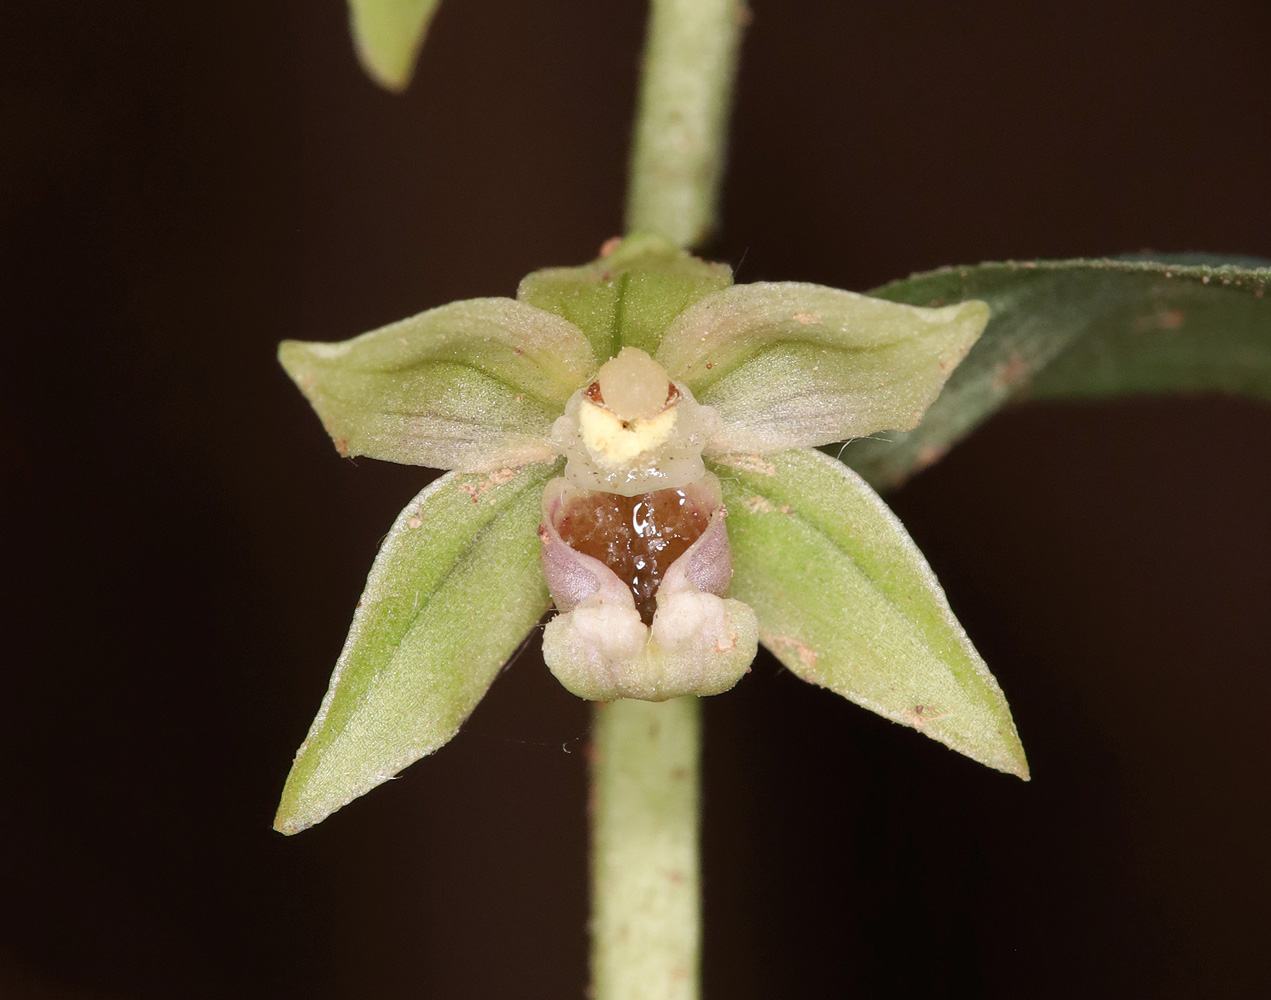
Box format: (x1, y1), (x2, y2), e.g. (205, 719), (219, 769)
(591, 697), (701, 1000)
(590, 4), (746, 996)
(625, 0), (746, 248)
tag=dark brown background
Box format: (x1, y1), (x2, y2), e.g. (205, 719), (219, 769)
(3, 1), (1269, 997)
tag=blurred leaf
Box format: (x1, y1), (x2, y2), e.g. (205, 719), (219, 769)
(713, 448), (1028, 779)
(275, 461), (559, 834)
(347, 0), (441, 92)
(656, 283), (988, 454)
(844, 257), (1271, 489)
(279, 298), (595, 471)
(517, 232), (732, 360)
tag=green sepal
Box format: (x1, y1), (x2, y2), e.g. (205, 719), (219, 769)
(347, 0), (441, 92)
(279, 298), (595, 472)
(655, 283), (988, 454)
(846, 257), (1271, 489)
(712, 448), (1028, 779)
(274, 461), (560, 834)
(516, 232), (733, 360)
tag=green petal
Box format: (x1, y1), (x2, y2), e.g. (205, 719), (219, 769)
(347, 0), (441, 92)
(274, 461), (559, 834)
(712, 449), (1028, 779)
(516, 232), (732, 360)
(655, 282), (988, 453)
(279, 298), (595, 471)
(846, 257), (1271, 489)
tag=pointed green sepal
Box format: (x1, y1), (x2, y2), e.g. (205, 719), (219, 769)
(516, 232), (733, 360)
(712, 448), (1028, 779)
(279, 298), (595, 472)
(655, 283), (988, 454)
(275, 461), (560, 834)
(347, 0), (442, 92)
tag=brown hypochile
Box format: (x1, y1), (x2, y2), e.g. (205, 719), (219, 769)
(556, 488), (710, 625)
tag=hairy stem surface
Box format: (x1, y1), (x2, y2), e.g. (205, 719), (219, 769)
(625, 0), (745, 247)
(591, 697), (701, 1000)
(589, 3), (747, 995)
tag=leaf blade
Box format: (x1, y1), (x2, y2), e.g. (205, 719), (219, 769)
(279, 298), (595, 471)
(712, 449), (1028, 778)
(275, 461), (558, 834)
(347, 0), (441, 92)
(844, 258), (1271, 489)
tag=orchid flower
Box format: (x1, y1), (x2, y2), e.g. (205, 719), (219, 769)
(274, 233), (1027, 834)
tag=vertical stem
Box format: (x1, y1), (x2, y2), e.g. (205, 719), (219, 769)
(626, 0), (746, 248)
(591, 697), (701, 1000)
(590, 5), (746, 997)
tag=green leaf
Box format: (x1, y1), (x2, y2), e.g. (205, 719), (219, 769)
(347, 0), (441, 92)
(654, 283), (988, 454)
(279, 298), (595, 471)
(844, 258), (1271, 489)
(516, 232), (733, 360)
(712, 448), (1028, 779)
(275, 461), (559, 834)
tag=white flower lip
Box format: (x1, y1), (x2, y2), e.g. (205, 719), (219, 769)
(538, 473), (758, 702)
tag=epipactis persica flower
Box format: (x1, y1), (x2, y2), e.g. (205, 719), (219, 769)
(274, 234), (1028, 834)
